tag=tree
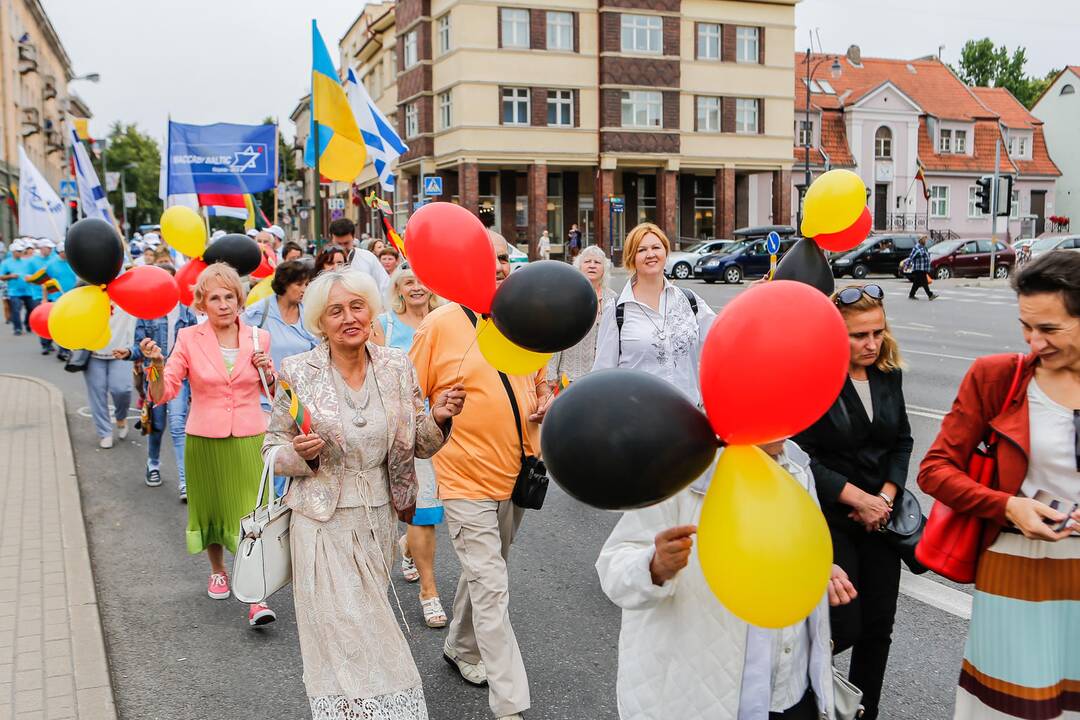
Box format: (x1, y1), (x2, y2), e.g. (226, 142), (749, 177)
(255, 116), (297, 223)
(93, 123), (163, 235)
(954, 38), (1059, 108)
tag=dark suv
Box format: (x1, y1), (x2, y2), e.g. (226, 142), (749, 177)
(694, 226), (798, 284)
(831, 234), (918, 279)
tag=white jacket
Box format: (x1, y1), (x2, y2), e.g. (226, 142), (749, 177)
(596, 442), (834, 720)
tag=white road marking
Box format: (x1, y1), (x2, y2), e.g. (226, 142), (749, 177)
(904, 348), (978, 362)
(909, 322), (934, 328)
(956, 330), (992, 338)
(909, 409), (945, 421)
(908, 403), (949, 415)
(891, 324), (935, 332)
(900, 571), (972, 620)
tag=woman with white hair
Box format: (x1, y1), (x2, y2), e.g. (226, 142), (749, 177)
(263, 269), (466, 719)
(547, 244), (617, 388)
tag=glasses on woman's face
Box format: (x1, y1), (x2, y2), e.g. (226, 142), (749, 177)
(835, 284), (885, 307)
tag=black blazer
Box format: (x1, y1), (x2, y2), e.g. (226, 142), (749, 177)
(794, 366), (914, 525)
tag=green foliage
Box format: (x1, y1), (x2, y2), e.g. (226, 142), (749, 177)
(954, 38), (1059, 108)
(255, 116), (295, 222)
(93, 123), (163, 234)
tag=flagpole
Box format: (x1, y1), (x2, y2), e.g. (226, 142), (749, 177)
(273, 119), (280, 226)
(313, 116), (322, 249)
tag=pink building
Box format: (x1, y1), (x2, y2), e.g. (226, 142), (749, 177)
(792, 49), (1060, 241)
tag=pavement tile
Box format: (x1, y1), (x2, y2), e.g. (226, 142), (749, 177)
(13, 689), (42, 712)
(14, 669), (42, 691)
(42, 675), (71, 700)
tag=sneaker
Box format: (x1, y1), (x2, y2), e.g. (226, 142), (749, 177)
(117, 422), (129, 440)
(145, 467), (162, 487)
(57, 350), (70, 362)
(207, 572), (230, 600)
(40, 347), (51, 355)
(179, 484), (187, 503)
(248, 603), (277, 627)
(443, 642), (488, 686)
(99, 436), (114, 449)
(13, 330), (21, 336)
(929, 293), (937, 301)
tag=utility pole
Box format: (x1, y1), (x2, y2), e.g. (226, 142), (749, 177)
(990, 139), (1000, 280)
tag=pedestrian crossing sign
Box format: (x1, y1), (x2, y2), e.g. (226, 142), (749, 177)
(423, 176), (443, 196)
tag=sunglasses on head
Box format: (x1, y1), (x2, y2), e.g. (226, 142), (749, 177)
(835, 284), (885, 306)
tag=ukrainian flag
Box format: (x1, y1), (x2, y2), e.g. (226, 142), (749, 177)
(305, 20), (365, 182)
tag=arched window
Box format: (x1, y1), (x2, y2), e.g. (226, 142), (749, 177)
(1062, 84), (1076, 95)
(875, 126), (893, 159)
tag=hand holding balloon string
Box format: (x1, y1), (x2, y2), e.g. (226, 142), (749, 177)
(650, 525), (697, 586)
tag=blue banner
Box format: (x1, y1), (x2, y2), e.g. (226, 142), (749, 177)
(167, 121), (277, 195)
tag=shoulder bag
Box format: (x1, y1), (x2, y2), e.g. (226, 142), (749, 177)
(232, 445), (291, 603)
(915, 353), (1025, 583)
(461, 307), (549, 509)
(833, 666), (865, 719)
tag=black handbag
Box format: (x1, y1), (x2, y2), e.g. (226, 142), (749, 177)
(886, 487), (928, 574)
(461, 307), (549, 509)
(64, 349), (91, 373)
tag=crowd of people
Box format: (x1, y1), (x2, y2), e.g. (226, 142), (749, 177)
(2, 214), (1078, 720)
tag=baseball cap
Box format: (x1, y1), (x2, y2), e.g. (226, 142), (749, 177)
(245, 228), (259, 238)
(267, 225), (285, 241)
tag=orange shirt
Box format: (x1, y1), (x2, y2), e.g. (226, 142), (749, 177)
(409, 303), (545, 501)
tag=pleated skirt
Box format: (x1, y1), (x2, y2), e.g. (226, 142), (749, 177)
(183, 434), (264, 555)
(955, 532), (1080, 719)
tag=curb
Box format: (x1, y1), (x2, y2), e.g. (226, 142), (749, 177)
(1, 374), (119, 720)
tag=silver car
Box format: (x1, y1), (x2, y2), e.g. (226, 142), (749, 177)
(665, 240), (732, 280)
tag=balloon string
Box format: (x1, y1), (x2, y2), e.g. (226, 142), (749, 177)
(454, 320), (486, 385)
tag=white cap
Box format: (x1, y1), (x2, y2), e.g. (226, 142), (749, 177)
(211, 229), (226, 241)
(10, 240), (25, 252)
(37, 238), (56, 248)
(133, 232), (143, 240)
(245, 228), (259, 238)
(56, 243), (65, 253)
(267, 225), (285, 241)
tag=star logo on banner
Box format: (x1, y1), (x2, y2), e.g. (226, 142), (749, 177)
(231, 145), (261, 173)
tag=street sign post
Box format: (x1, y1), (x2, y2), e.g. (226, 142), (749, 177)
(766, 230), (781, 279)
(327, 198), (346, 211)
(608, 196), (624, 250)
(423, 176), (443, 196)
(59, 180), (77, 199)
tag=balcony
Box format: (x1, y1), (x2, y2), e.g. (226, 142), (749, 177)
(43, 75), (57, 101)
(20, 107), (41, 137)
(883, 212), (927, 232)
(17, 43), (38, 74)
(45, 129), (63, 153)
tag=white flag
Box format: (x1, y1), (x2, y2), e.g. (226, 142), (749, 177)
(346, 68), (408, 193)
(158, 133), (198, 209)
(67, 123), (114, 222)
(17, 146), (67, 240)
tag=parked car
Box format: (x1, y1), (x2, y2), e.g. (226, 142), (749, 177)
(831, 234), (919, 279)
(1028, 233), (1080, 259)
(665, 239), (733, 279)
(928, 238), (1015, 279)
(695, 237), (799, 284)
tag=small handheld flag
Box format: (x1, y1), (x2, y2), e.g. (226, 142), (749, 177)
(279, 379), (312, 434)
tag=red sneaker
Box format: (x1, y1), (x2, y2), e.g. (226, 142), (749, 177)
(249, 603), (276, 627)
(207, 572), (230, 600)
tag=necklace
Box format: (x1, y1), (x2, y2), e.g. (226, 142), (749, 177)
(335, 367), (371, 427)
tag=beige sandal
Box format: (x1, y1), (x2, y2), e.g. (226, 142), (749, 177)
(420, 595), (447, 628)
(398, 535), (419, 582)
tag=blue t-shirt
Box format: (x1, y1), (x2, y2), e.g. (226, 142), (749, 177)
(0, 256), (36, 297)
(378, 312), (417, 352)
(46, 256), (78, 295)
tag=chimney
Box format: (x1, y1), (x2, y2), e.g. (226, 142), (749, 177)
(846, 44), (861, 66)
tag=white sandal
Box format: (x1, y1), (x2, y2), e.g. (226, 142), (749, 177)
(421, 595), (447, 628)
(398, 535), (420, 582)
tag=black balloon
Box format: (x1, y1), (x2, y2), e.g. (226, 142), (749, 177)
(774, 238), (834, 295)
(66, 218), (123, 286)
(490, 260), (598, 353)
(541, 369), (718, 510)
(202, 233), (263, 276)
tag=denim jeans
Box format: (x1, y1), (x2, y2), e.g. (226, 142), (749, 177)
(166, 380), (190, 488)
(83, 357), (133, 439)
(147, 403), (168, 468)
(9, 295), (34, 335)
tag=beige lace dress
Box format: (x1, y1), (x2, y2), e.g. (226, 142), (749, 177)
(291, 362), (428, 720)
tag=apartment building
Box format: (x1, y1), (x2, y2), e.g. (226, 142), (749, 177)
(1031, 66), (1080, 227)
(302, 0), (796, 255)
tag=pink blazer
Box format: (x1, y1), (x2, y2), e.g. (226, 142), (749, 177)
(160, 320), (272, 438)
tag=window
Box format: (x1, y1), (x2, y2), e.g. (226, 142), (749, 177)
(501, 8), (529, 48)
(697, 23), (720, 60)
(437, 14), (451, 55)
(621, 90), (662, 128)
(547, 12), (573, 51)
(696, 97), (720, 131)
(938, 128), (951, 153)
(735, 98), (759, 134)
(968, 185), (984, 218)
(954, 129), (967, 153)
(403, 30), (418, 69)
(875, 126), (892, 159)
(1010, 189), (1020, 219)
(797, 119), (813, 146)
(502, 87), (530, 125)
(621, 14), (662, 55)
(930, 185), (949, 218)
(804, 79), (836, 94)
(735, 26), (759, 63)
(1017, 136), (1027, 157)
(1061, 84), (1075, 96)
(547, 89), (573, 127)
(438, 90), (452, 130)
(404, 103), (419, 138)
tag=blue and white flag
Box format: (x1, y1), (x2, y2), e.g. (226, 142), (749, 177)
(345, 68), (408, 193)
(17, 145), (67, 240)
(67, 124), (113, 222)
(167, 121), (277, 196)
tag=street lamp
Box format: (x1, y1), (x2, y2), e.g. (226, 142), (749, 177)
(796, 50), (842, 234)
(70, 73), (100, 83)
(120, 162), (137, 237)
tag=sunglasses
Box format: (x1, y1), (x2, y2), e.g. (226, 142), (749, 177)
(835, 284), (885, 306)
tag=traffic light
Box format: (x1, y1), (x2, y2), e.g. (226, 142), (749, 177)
(997, 175), (1014, 217)
(975, 176), (992, 215)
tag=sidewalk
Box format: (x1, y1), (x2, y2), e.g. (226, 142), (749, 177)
(0, 374), (116, 720)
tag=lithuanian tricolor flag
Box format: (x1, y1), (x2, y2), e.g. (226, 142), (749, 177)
(278, 379), (312, 434)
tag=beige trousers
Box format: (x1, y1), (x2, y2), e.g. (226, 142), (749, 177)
(443, 498), (530, 717)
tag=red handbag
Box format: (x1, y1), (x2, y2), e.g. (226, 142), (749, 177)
(915, 354), (1025, 583)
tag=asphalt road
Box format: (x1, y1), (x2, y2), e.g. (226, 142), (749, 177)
(0, 272), (1027, 720)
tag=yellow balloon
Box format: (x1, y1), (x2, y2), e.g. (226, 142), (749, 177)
(47, 285), (111, 350)
(85, 326), (112, 351)
(696, 445), (832, 628)
(160, 206), (207, 258)
(246, 276), (274, 307)
(801, 169), (867, 238)
(476, 318), (552, 375)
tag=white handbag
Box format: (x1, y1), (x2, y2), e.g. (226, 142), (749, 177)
(833, 666), (865, 719)
(232, 445), (292, 604)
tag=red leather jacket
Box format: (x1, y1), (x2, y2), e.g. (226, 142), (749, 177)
(918, 352), (1036, 551)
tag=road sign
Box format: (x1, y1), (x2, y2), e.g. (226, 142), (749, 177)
(299, 209), (310, 220)
(124, 192), (137, 209)
(327, 198), (346, 211)
(105, 172), (120, 192)
(765, 231), (781, 255)
(59, 180), (77, 199)
(423, 176), (443, 196)
(609, 196), (625, 213)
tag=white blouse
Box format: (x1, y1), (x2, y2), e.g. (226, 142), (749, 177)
(592, 278), (716, 405)
(1021, 379), (1079, 504)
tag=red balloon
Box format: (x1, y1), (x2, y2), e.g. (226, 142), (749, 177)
(404, 202), (497, 313)
(108, 265), (181, 320)
(175, 258), (208, 307)
(813, 206), (872, 252)
(29, 301), (53, 339)
(699, 280), (849, 444)
(250, 249), (276, 279)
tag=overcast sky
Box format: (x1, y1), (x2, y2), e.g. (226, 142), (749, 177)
(42, 0), (1080, 146)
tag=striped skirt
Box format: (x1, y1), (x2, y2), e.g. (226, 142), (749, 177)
(955, 532), (1080, 719)
(184, 434), (264, 555)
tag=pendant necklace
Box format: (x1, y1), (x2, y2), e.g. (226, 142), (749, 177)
(336, 368), (372, 427)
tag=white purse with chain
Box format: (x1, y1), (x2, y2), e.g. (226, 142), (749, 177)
(232, 444), (292, 603)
